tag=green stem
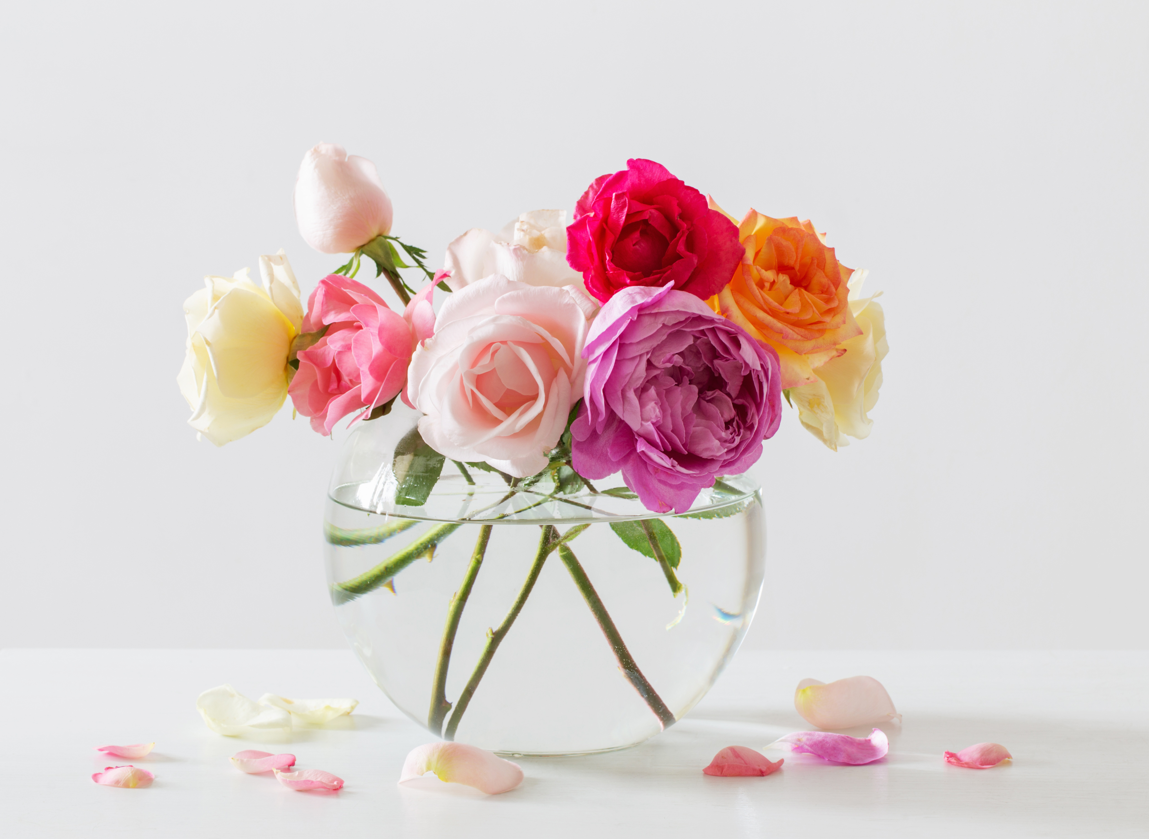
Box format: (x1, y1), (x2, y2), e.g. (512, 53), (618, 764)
(556, 544), (677, 730)
(428, 524), (492, 734)
(453, 461), (475, 485)
(330, 522), (461, 604)
(384, 269), (412, 306)
(444, 525), (557, 741)
(639, 519), (683, 596)
(324, 518), (420, 547)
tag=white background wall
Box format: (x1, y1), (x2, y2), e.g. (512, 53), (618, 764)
(2, 0), (1145, 651)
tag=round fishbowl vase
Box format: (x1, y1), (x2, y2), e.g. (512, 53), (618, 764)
(323, 404), (766, 756)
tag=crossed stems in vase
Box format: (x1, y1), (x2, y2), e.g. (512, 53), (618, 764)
(329, 485), (679, 739)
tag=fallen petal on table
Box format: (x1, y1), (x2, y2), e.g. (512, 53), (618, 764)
(231, 750), (297, 773)
(96, 742), (155, 759)
(92, 765), (154, 788)
(400, 742), (523, 794)
(703, 746), (784, 777)
(258, 694), (359, 724)
(196, 685), (292, 736)
(794, 675), (901, 729)
(275, 768), (344, 791)
(769, 728), (889, 765)
(944, 742), (1013, 769)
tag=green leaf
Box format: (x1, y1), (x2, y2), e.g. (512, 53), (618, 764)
(782, 388), (793, 408)
(599, 486), (639, 500)
(365, 395), (398, 422)
(677, 499), (749, 520)
(392, 427), (446, 506)
(554, 464), (584, 495)
(609, 519), (682, 568)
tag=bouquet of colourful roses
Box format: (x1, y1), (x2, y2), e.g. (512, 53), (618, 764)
(179, 145), (888, 516)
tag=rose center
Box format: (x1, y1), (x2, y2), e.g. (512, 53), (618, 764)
(613, 220), (670, 274)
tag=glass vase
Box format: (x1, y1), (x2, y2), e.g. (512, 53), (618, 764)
(323, 403), (766, 756)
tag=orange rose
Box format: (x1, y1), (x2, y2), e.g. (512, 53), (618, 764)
(708, 208), (862, 389)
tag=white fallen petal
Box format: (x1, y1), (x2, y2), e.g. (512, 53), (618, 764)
(794, 676), (901, 730)
(399, 742), (523, 795)
(258, 694), (358, 724)
(196, 685), (292, 736)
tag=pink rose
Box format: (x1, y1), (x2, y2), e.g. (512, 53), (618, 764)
(571, 284), (782, 514)
(406, 275), (597, 477)
(288, 273), (438, 435)
(566, 159), (743, 304)
(294, 143), (394, 254)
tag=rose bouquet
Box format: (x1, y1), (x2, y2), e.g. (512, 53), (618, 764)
(179, 144), (888, 747)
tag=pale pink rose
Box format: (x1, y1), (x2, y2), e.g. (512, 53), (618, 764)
(294, 143), (394, 254)
(289, 273), (439, 435)
(406, 275), (597, 477)
(444, 210), (584, 292)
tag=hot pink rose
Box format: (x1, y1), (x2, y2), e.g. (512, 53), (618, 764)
(294, 143), (394, 254)
(406, 275), (597, 477)
(288, 273), (438, 435)
(566, 159), (743, 304)
(571, 284), (782, 514)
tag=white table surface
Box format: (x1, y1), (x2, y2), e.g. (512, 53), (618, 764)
(1, 649), (1146, 838)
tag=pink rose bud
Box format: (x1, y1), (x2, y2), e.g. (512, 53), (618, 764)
(294, 143), (394, 254)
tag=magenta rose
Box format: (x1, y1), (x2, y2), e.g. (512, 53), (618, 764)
(288, 273), (437, 435)
(571, 284), (782, 514)
(565, 159), (743, 304)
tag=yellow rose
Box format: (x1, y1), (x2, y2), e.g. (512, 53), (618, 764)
(177, 251), (303, 446)
(788, 271), (888, 450)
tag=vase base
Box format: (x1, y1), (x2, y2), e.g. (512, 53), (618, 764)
(492, 734), (657, 759)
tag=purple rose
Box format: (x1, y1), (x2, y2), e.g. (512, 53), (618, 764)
(571, 284), (782, 514)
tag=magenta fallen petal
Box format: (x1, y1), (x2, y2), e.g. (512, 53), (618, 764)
(274, 768), (344, 791)
(231, 750), (297, 774)
(92, 765), (154, 788)
(944, 743), (1013, 769)
(703, 746), (784, 777)
(96, 743), (155, 759)
(400, 742), (523, 794)
(771, 728), (889, 765)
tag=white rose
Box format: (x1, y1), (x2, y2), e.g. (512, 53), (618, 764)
(443, 209), (585, 292)
(177, 251), (303, 446)
(789, 271), (888, 450)
(406, 274), (597, 477)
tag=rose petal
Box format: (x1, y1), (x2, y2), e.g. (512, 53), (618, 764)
(703, 746), (784, 777)
(92, 765), (154, 788)
(274, 768), (344, 791)
(399, 742), (523, 795)
(196, 685), (292, 736)
(96, 743), (155, 759)
(257, 694), (359, 725)
(944, 743), (1013, 769)
(769, 728), (889, 765)
(794, 676), (901, 730)
(230, 750), (298, 774)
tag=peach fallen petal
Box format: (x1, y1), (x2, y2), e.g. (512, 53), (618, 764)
(231, 750), (298, 774)
(944, 743), (1013, 769)
(769, 728), (889, 765)
(92, 766), (154, 788)
(794, 676), (900, 730)
(274, 768), (344, 791)
(96, 743), (155, 759)
(258, 694), (359, 725)
(703, 746), (784, 777)
(399, 742), (523, 795)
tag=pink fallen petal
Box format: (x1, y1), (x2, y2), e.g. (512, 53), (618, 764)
(944, 742), (1013, 769)
(771, 728), (889, 765)
(399, 742), (523, 795)
(96, 743), (155, 759)
(92, 765), (154, 788)
(794, 676), (901, 730)
(231, 750), (297, 774)
(703, 746), (784, 777)
(274, 768), (344, 791)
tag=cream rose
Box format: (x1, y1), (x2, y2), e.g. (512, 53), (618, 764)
(443, 210), (584, 292)
(406, 274), (597, 476)
(177, 251), (304, 446)
(789, 271), (888, 450)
